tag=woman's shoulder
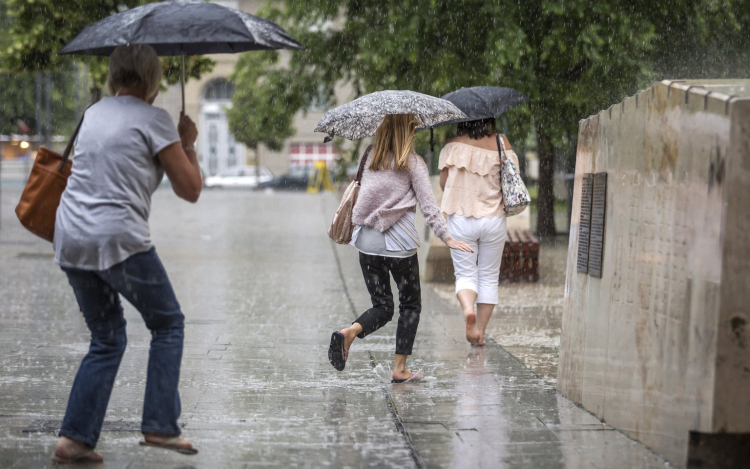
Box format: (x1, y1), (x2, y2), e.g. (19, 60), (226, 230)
(407, 152), (427, 170)
(438, 141), (502, 176)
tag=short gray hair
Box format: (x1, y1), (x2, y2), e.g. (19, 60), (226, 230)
(107, 44), (162, 98)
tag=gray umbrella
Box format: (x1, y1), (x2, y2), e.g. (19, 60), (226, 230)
(314, 90), (466, 141)
(59, 0), (303, 111)
(438, 86), (529, 126)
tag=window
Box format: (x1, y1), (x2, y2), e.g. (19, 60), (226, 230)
(203, 78), (235, 101)
(208, 124), (218, 174)
(228, 133), (237, 167)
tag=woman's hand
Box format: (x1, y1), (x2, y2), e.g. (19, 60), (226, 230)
(445, 237), (474, 253)
(178, 112), (198, 147)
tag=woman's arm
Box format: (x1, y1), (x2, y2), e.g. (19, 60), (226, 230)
(410, 157), (473, 252)
(439, 168), (448, 191)
(159, 113), (202, 203)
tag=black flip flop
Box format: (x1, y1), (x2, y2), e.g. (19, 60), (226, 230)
(328, 331), (346, 371)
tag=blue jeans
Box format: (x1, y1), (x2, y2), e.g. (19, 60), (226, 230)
(59, 247), (184, 448)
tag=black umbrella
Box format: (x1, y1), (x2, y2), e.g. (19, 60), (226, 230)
(426, 86), (529, 153)
(59, 0), (303, 111)
(439, 86), (529, 125)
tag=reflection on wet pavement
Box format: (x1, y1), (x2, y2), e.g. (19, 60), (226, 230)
(0, 189), (669, 468)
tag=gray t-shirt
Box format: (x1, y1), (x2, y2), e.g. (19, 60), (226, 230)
(54, 96), (180, 270)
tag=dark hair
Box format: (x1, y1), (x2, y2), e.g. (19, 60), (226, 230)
(456, 118), (496, 139)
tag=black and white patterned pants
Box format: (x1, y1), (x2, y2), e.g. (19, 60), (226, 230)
(354, 252), (421, 355)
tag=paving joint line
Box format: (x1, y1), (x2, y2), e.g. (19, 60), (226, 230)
(328, 235), (425, 469)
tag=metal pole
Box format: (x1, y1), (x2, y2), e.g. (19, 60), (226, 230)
(33, 72), (41, 176)
(0, 139), (3, 231)
(428, 127), (435, 175)
(45, 71), (52, 147)
(77, 63), (83, 117)
(0, 87), (3, 230)
(180, 55), (186, 114)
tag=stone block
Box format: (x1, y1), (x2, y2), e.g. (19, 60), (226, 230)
(558, 80), (750, 467)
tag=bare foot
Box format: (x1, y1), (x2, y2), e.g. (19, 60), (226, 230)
(341, 328), (356, 352)
(476, 330), (486, 347)
(142, 432), (197, 454)
(465, 312), (480, 345)
(52, 436), (104, 463)
(340, 328), (358, 361)
(392, 369), (423, 382)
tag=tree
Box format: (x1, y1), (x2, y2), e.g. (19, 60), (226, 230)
(0, 67), (82, 137)
(229, 0), (749, 237)
(227, 51), (308, 152)
(0, 0), (214, 103)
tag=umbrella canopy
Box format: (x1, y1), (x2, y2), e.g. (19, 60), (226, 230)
(314, 90), (466, 141)
(59, 0), (303, 56)
(438, 86), (529, 126)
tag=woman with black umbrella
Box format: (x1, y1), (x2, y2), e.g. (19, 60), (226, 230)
(438, 118), (521, 346)
(52, 44), (200, 462)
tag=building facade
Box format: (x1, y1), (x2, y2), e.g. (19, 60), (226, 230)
(153, 0), (350, 178)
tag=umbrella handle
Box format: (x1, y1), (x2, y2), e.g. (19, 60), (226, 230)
(180, 55), (185, 114)
(430, 128), (434, 154)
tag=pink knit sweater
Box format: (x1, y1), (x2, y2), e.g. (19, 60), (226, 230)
(352, 146), (449, 241)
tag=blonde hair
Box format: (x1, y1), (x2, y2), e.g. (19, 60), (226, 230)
(107, 44), (162, 99)
(370, 114), (420, 171)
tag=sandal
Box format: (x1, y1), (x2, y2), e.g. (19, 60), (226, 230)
(391, 371), (424, 384)
(51, 449), (104, 464)
(139, 435), (198, 455)
(328, 331), (348, 371)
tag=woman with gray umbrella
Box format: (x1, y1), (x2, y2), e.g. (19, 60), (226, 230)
(329, 114), (473, 382)
(318, 91), (473, 383)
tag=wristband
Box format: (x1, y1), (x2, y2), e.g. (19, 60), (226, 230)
(184, 144), (196, 152)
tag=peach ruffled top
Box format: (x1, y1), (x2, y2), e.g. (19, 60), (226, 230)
(438, 141), (520, 219)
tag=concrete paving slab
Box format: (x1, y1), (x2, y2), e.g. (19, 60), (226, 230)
(0, 188), (670, 468)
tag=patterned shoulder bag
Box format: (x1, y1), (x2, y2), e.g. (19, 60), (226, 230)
(496, 134), (531, 217)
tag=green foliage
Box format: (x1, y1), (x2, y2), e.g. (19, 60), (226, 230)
(0, 66), (82, 136)
(0, 0), (214, 92)
(227, 51), (307, 151)
(230, 0), (750, 235)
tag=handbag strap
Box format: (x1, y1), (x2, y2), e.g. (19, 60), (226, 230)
(58, 106), (90, 172)
(355, 145), (372, 184)
(495, 133), (508, 163)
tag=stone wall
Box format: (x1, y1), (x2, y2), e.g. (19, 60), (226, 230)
(557, 80), (750, 467)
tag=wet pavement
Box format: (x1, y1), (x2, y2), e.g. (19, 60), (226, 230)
(430, 237), (568, 383)
(0, 187), (669, 468)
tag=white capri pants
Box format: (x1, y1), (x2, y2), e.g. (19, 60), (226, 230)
(447, 214), (507, 305)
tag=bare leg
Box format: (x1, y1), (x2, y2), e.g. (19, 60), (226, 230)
(392, 354), (411, 381)
(340, 322), (364, 356)
(457, 289), (480, 345)
(476, 303), (495, 346)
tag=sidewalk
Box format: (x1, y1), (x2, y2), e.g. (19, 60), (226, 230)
(0, 188), (669, 468)
(430, 236), (568, 383)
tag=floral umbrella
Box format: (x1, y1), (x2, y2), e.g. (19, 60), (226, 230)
(314, 90), (466, 141)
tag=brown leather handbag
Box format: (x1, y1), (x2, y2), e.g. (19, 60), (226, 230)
(15, 112), (86, 242)
(327, 145), (371, 244)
